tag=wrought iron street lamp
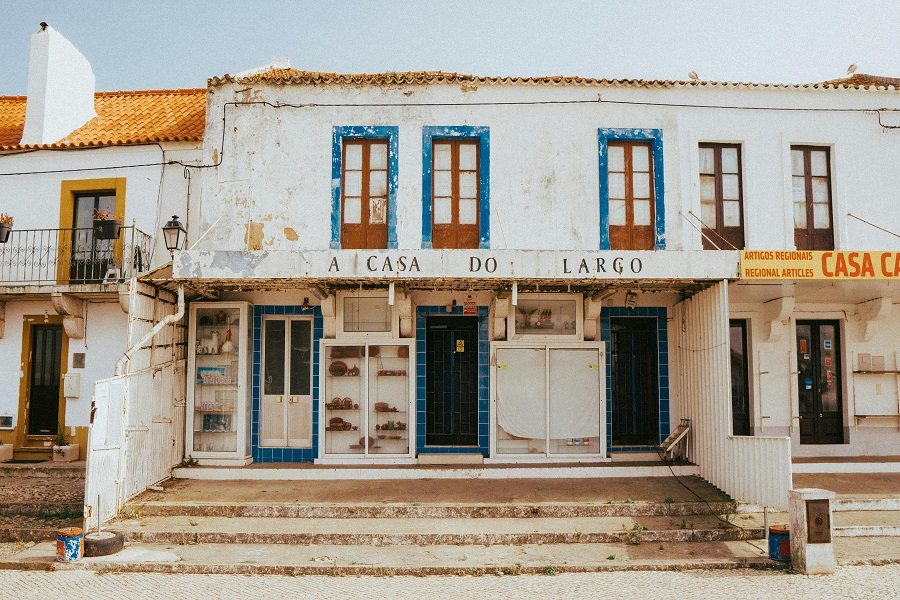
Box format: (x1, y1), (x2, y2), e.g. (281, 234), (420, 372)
(162, 215), (186, 255)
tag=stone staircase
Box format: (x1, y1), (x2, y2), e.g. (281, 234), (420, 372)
(0, 461), (85, 542)
(86, 476), (776, 575)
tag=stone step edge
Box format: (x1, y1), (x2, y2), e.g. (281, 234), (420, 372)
(0, 556), (782, 577)
(0, 528), (67, 543)
(834, 525), (900, 538)
(125, 501), (743, 519)
(121, 528), (763, 546)
(0, 503), (83, 517)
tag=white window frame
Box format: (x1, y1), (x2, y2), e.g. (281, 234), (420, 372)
(335, 288), (398, 339)
(507, 293), (584, 341)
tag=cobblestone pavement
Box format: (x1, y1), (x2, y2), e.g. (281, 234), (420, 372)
(1, 565), (898, 599)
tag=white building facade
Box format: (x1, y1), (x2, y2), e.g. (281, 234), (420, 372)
(171, 67), (899, 478)
(0, 26), (202, 459)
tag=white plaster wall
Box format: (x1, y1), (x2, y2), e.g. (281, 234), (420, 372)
(731, 297), (900, 456)
(193, 82), (900, 253)
(0, 299), (125, 429)
(0, 143), (201, 273)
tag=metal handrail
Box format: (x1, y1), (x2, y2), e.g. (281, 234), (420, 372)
(0, 225), (153, 285)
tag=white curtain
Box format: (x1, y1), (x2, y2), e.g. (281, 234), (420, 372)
(496, 347), (600, 439)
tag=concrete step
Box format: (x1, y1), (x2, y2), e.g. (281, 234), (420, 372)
(124, 499), (743, 519)
(832, 510), (900, 537)
(834, 497), (900, 512)
(109, 514), (764, 546)
(0, 540), (780, 575)
(172, 464), (702, 481)
(0, 461), (86, 479)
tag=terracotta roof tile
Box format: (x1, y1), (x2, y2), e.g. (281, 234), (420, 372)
(209, 68), (900, 92)
(0, 88), (206, 151)
(0, 96), (26, 148)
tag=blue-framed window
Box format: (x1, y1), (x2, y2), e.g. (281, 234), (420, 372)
(421, 126), (490, 249)
(598, 128), (665, 250)
(331, 126), (399, 249)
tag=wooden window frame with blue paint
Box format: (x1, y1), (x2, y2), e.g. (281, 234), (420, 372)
(597, 128), (665, 250)
(331, 126), (399, 249)
(421, 126), (490, 249)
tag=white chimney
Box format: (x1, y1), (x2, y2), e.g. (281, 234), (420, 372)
(20, 24), (97, 146)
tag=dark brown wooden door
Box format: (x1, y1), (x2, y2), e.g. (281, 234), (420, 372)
(699, 144), (745, 250)
(730, 320), (751, 436)
(432, 140), (480, 249)
(27, 324), (63, 436)
(341, 139), (388, 249)
(425, 316), (479, 446)
(791, 146), (834, 250)
(796, 320), (844, 444)
(610, 317), (659, 445)
(608, 141), (655, 250)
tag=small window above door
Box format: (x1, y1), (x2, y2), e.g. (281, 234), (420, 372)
(336, 290), (397, 337)
(508, 294), (583, 340)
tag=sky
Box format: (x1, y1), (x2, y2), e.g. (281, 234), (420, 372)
(1, 1), (898, 94)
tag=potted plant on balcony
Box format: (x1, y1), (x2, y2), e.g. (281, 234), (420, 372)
(0, 213), (12, 243)
(52, 432), (80, 462)
(92, 209), (122, 240)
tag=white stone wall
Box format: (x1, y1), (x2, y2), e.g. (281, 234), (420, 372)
(193, 81), (900, 253)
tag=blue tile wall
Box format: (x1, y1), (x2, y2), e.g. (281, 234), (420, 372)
(415, 305), (490, 456)
(251, 305), (323, 463)
(601, 306), (670, 453)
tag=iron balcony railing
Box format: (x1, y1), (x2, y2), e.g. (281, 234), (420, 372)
(0, 226), (153, 285)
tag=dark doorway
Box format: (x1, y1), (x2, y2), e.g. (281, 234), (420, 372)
(796, 320), (844, 444)
(425, 316), (479, 446)
(27, 324), (63, 436)
(730, 320), (752, 436)
(610, 317), (659, 446)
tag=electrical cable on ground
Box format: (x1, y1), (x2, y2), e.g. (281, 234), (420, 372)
(654, 446), (766, 555)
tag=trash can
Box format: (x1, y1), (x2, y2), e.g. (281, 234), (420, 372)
(768, 524), (790, 561)
(56, 527), (84, 562)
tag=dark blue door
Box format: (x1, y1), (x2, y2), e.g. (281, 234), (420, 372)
(610, 317), (659, 446)
(425, 316), (478, 446)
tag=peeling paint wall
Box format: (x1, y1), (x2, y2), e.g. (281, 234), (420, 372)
(193, 82), (900, 254)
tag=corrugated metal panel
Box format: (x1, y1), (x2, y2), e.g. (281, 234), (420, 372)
(673, 282), (792, 510)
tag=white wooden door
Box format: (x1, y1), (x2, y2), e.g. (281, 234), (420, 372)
(261, 317), (313, 448)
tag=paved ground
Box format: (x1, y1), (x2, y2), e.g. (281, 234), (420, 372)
(0, 565), (897, 599)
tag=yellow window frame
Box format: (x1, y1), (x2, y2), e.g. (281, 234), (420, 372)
(56, 178), (127, 284)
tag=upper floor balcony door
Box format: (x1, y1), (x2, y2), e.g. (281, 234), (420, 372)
(431, 140), (480, 249)
(792, 146), (834, 251)
(699, 144), (745, 250)
(608, 141), (655, 250)
(341, 140), (389, 249)
(71, 191), (116, 282)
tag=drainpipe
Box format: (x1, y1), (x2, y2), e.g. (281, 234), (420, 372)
(114, 284), (185, 376)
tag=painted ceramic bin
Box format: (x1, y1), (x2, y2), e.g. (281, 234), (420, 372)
(56, 527), (84, 562)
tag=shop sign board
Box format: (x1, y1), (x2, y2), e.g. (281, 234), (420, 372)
(741, 251), (900, 280)
(174, 249), (739, 281)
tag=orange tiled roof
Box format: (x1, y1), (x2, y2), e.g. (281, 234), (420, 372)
(0, 88), (206, 151)
(210, 68), (900, 91)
